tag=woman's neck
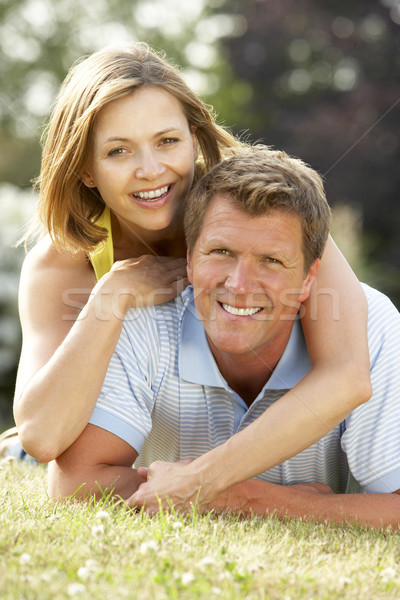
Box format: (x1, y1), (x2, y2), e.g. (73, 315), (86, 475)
(110, 212), (186, 260)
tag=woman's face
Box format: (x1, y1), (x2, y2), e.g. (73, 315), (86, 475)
(84, 86), (197, 235)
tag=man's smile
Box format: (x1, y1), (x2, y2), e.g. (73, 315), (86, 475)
(220, 303), (262, 316)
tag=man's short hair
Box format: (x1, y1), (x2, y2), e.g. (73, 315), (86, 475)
(184, 146), (332, 271)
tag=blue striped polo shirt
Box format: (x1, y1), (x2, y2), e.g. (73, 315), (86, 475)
(89, 284), (400, 494)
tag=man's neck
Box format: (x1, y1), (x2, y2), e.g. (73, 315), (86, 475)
(208, 328), (293, 407)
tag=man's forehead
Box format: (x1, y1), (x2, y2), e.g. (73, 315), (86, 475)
(201, 196), (302, 239)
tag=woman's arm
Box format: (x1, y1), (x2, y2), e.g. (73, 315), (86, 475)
(131, 237), (372, 512)
(14, 238), (187, 462)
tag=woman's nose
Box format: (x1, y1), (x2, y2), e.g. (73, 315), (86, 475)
(134, 149), (166, 180)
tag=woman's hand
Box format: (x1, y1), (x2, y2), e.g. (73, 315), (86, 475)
(100, 255), (189, 314)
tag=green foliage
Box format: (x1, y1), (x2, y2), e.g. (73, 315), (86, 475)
(0, 0), (236, 187)
(2, 461), (400, 599)
(0, 1), (399, 425)
(216, 0), (400, 306)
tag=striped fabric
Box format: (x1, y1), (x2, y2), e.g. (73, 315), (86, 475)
(89, 284), (400, 494)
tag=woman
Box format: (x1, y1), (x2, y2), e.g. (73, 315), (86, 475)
(12, 43), (370, 504)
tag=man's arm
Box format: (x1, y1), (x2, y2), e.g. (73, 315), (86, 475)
(132, 461), (400, 529)
(211, 479), (400, 529)
(48, 424), (144, 501)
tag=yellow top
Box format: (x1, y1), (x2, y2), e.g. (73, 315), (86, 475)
(88, 206), (114, 281)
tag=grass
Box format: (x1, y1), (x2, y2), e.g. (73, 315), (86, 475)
(1, 459), (400, 599)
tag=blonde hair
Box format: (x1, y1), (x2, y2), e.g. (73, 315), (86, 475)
(184, 146), (332, 271)
(33, 42), (243, 252)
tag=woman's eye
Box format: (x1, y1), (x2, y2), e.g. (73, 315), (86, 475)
(160, 137), (179, 145)
(108, 148), (126, 156)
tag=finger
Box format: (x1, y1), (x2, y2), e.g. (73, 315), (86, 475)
(148, 256), (187, 267)
(137, 466), (149, 480)
(157, 260), (187, 273)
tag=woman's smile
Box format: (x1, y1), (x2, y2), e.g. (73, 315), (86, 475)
(85, 86), (197, 236)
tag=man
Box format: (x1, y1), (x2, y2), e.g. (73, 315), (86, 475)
(49, 147), (400, 528)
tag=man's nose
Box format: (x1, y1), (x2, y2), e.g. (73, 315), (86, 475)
(134, 149), (166, 180)
(224, 260), (258, 294)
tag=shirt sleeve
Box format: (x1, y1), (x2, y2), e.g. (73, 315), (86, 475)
(89, 307), (161, 454)
(341, 286), (400, 493)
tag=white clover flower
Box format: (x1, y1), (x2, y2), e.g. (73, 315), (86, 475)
(91, 524), (104, 537)
(96, 510), (111, 522)
(173, 521), (183, 530)
(77, 567), (91, 582)
(48, 515), (58, 523)
(77, 558), (98, 581)
(198, 556), (215, 568)
(139, 540), (158, 554)
(19, 553), (31, 565)
(67, 583), (86, 596)
(381, 567), (397, 579)
(181, 572), (195, 585)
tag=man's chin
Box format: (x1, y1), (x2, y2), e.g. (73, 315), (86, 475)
(208, 336), (259, 357)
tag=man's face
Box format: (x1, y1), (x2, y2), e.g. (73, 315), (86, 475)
(187, 195), (319, 365)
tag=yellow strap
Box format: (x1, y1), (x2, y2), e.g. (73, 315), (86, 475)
(88, 206), (114, 281)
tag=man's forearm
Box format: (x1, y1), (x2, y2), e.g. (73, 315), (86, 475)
(210, 479), (400, 529)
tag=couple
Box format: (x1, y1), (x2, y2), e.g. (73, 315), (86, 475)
(11, 43), (399, 528)
(49, 146), (400, 528)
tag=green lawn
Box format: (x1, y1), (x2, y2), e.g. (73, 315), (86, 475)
(1, 459), (400, 599)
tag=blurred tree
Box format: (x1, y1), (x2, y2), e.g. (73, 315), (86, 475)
(211, 0), (400, 306)
(0, 0), (399, 424)
(0, 0), (240, 187)
(0, 0), (242, 424)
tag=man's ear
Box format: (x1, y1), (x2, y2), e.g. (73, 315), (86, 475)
(298, 259), (320, 303)
(186, 249), (193, 284)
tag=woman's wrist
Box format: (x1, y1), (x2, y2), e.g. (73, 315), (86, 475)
(188, 446), (237, 504)
(90, 272), (133, 319)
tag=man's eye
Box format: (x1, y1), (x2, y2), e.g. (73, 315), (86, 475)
(211, 249), (230, 256)
(265, 257), (282, 265)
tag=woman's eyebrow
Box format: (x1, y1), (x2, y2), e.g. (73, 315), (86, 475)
(101, 127), (185, 145)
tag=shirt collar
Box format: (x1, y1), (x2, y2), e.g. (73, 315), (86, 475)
(179, 288), (225, 387)
(178, 286), (311, 390)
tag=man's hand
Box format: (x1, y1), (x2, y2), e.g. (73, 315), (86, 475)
(127, 459), (211, 515)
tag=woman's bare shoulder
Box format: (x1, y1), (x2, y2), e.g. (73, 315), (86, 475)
(22, 236), (91, 275)
(18, 236), (97, 334)
(19, 236), (96, 316)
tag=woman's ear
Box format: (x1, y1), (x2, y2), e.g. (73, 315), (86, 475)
(81, 171), (96, 187)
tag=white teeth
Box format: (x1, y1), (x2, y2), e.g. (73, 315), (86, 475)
(133, 185), (169, 201)
(221, 304), (262, 316)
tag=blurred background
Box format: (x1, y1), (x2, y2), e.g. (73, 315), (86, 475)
(0, 0), (399, 428)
